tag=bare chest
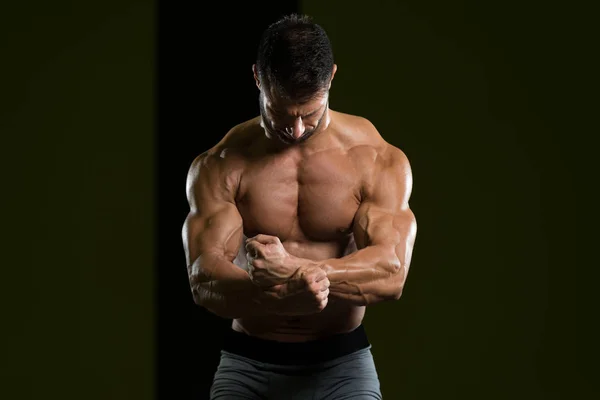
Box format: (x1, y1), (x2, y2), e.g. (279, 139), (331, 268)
(236, 149), (362, 244)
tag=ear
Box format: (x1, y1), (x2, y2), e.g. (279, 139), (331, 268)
(328, 64), (338, 89)
(252, 64), (260, 89)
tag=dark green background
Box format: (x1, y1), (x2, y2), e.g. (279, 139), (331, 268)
(301, 1), (592, 399)
(2, 1), (154, 399)
(2, 0), (595, 399)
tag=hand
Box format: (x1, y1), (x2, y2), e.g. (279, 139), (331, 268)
(245, 234), (298, 287)
(260, 264), (330, 316)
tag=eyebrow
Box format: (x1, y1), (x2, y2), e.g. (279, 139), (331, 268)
(270, 105), (323, 118)
(303, 107), (322, 118)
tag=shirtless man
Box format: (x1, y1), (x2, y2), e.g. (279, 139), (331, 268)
(182, 14), (417, 400)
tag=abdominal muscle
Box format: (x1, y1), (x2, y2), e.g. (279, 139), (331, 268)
(231, 234), (365, 342)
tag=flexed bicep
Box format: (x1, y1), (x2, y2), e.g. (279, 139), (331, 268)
(181, 152), (247, 302)
(353, 146), (417, 274)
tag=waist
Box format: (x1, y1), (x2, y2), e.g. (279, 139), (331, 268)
(232, 301), (366, 341)
(222, 324), (370, 366)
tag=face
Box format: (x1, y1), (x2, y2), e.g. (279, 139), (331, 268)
(258, 87), (329, 145)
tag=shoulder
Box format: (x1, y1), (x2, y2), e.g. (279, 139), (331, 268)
(333, 112), (412, 199)
(186, 118), (261, 197)
(378, 144), (411, 175)
(188, 117), (262, 173)
(332, 111), (411, 177)
(330, 111), (388, 154)
(332, 111), (382, 141)
(347, 114), (410, 171)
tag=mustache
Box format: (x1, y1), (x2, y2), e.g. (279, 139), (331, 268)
(277, 128), (294, 139)
(278, 128), (313, 140)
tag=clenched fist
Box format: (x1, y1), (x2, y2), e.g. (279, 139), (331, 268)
(261, 264), (331, 316)
(245, 234), (298, 287)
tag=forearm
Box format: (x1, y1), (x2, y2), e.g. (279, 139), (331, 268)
(191, 253), (308, 318)
(190, 253), (274, 319)
(294, 244), (405, 306)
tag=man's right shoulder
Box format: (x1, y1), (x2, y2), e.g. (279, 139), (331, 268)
(187, 118), (260, 185)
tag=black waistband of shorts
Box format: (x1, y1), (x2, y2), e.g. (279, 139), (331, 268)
(221, 325), (370, 366)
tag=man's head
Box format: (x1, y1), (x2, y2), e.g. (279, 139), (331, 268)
(253, 14), (337, 144)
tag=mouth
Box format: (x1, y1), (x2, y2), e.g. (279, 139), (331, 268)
(261, 119), (313, 145)
(276, 131), (297, 143)
(278, 130), (297, 140)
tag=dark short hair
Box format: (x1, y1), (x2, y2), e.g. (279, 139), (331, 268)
(256, 14), (334, 102)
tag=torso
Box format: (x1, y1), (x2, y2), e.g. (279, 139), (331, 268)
(215, 110), (386, 342)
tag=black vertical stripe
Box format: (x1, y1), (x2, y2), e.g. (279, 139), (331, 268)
(157, 2), (300, 398)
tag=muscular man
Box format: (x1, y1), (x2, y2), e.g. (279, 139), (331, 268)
(182, 14), (417, 400)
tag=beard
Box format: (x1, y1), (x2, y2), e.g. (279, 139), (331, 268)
(258, 93), (328, 145)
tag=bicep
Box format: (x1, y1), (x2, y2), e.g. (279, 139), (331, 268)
(182, 154), (244, 266)
(182, 203), (244, 266)
(353, 204), (414, 247)
(352, 147), (417, 265)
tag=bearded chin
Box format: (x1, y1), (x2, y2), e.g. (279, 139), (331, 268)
(258, 94), (328, 144)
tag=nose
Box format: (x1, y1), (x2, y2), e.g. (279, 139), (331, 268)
(292, 117), (305, 139)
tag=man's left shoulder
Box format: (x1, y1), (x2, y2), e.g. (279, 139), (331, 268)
(349, 116), (410, 170)
(340, 117), (411, 194)
(379, 144), (410, 171)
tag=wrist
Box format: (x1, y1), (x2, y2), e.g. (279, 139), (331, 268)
(288, 254), (320, 271)
(288, 255), (332, 276)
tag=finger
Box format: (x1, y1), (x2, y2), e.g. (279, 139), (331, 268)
(319, 298), (328, 311)
(245, 241), (266, 258)
(264, 283), (286, 298)
(309, 280), (328, 294)
(302, 269), (317, 283)
(285, 278), (304, 294)
(312, 269), (328, 282)
(252, 258), (265, 269)
(270, 283), (285, 292)
(253, 234), (280, 245)
(245, 240), (258, 254)
(316, 289), (328, 302)
(305, 269), (327, 285)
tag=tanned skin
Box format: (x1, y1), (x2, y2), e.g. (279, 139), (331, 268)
(182, 65), (417, 342)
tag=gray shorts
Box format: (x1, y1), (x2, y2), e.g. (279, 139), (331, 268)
(210, 326), (382, 399)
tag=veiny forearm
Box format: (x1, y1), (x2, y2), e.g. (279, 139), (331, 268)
(190, 252), (316, 318)
(190, 253), (274, 319)
(296, 244), (406, 306)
